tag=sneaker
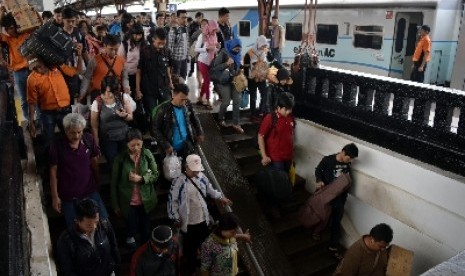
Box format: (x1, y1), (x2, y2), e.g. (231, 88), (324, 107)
(232, 125), (244, 134)
(126, 237), (137, 249)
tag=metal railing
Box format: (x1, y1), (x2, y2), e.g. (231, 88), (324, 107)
(293, 66), (465, 176)
(197, 145), (266, 276)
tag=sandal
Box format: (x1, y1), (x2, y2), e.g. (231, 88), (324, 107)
(312, 233), (321, 241)
(232, 125), (244, 134)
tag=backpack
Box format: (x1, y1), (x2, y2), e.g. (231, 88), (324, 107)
(209, 52), (232, 84)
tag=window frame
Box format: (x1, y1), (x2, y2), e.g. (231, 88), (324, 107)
(285, 22), (303, 42)
(238, 20), (251, 37)
(316, 24), (339, 45)
(353, 25), (384, 50)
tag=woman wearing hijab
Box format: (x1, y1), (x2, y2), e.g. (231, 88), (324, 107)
(195, 19), (219, 109)
(244, 35), (269, 120)
(210, 38), (244, 133)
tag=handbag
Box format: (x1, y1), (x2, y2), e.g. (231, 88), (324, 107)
(187, 177), (220, 222)
(240, 90), (249, 109)
(233, 70), (248, 92)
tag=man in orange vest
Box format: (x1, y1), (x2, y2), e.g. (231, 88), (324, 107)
(410, 25), (431, 83)
(79, 34), (129, 102)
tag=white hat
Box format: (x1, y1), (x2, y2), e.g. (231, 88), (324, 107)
(186, 154), (204, 172)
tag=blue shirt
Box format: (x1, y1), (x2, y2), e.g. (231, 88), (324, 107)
(172, 106), (188, 152)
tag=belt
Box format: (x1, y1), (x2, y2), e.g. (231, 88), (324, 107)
(42, 106), (71, 113)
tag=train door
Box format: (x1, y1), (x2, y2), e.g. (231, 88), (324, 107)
(389, 12), (423, 80)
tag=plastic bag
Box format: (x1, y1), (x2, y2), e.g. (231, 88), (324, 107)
(240, 90), (249, 109)
(163, 152), (182, 181)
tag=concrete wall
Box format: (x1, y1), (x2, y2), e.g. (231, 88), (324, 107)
(294, 118), (465, 275)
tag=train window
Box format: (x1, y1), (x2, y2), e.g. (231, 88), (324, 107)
(285, 23), (302, 41)
(239, 21), (250, 37)
(317, 24), (338, 44)
(353, 25), (384, 50)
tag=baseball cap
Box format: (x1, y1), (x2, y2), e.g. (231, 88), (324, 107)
(151, 225), (173, 249)
(186, 154), (204, 172)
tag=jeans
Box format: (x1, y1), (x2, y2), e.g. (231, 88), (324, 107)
(271, 48), (282, 64)
(126, 205), (150, 243)
(172, 59), (188, 80)
(13, 68), (30, 120)
(271, 160), (291, 172)
(61, 191), (109, 228)
(217, 83), (241, 125)
(100, 139), (126, 170)
(248, 79), (267, 115)
(198, 62), (211, 101)
(41, 108), (71, 144)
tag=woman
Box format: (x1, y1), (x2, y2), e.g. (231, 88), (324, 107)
(210, 38), (243, 133)
(195, 19), (219, 109)
(90, 75), (133, 169)
(244, 35), (269, 119)
(78, 20), (102, 59)
(118, 24), (146, 98)
(111, 128), (159, 248)
(200, 213), (251, 276)
(168, 154), (232, 275)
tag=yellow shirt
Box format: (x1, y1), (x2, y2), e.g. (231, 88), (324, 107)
(0, 33), (29, 71)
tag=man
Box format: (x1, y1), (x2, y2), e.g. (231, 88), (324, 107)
(61, 8), (88, 96)
(141, 12), (155, 38)
(53, 7), (63, 27)
(109, 10), (125, 36)
(41, 10), (53, 22)
(217, 7), (233, 49)
(153, 83), (204, 159)
(168, 9), (189, 80)
(56, 198), (120, 276)
(49, 113), (109, 227)
(136, 27), (172, 113)
(27, 52), (82, 143)
(270, 16), (285, 64)
(334, 223), (393, 276)
(168, 154), (232, 274)
(79, 34), (129, 102)
(130, 225), (179, 276)
(315, 143), (359, 257)
(0, 12), (37, 122)
(188, 12), (203, 77)
(155, 13), (165, 29)
(410, 25), (431, 83)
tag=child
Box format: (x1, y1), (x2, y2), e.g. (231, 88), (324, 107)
(258, 91), (295, 172)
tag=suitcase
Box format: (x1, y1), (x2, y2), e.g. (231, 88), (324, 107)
(20, 21), (74, 66)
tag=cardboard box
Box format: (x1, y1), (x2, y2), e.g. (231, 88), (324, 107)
(3, 0), (28, 11)
(11, 6), (42, 33)
(386, 245), (414, 276)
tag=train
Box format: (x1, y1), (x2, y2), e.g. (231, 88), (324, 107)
(94, 0), (465, 89)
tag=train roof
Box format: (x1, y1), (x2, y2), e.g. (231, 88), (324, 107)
(177, 0), (439, 11)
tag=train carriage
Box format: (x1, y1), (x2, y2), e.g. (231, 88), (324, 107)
(177, 0), (464, 87)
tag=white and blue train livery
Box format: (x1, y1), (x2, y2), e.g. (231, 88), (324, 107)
(177, 0), (465, 88)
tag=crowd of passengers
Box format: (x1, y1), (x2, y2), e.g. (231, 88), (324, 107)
(0, 4), (395, 276)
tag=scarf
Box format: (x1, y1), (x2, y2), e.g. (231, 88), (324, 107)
(202, 20), (218, 62)
(225, 38), (242, 69)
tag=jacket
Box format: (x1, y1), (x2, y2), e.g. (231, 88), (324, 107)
(153, 101), (204, 152)
(111, 148), (159, 218)
(130, 239), (179, 276)
(168, 173), (222, 233)
(56, 220), (120, 276)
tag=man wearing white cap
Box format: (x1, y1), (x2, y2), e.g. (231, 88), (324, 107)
(168, 154), (232, 275)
